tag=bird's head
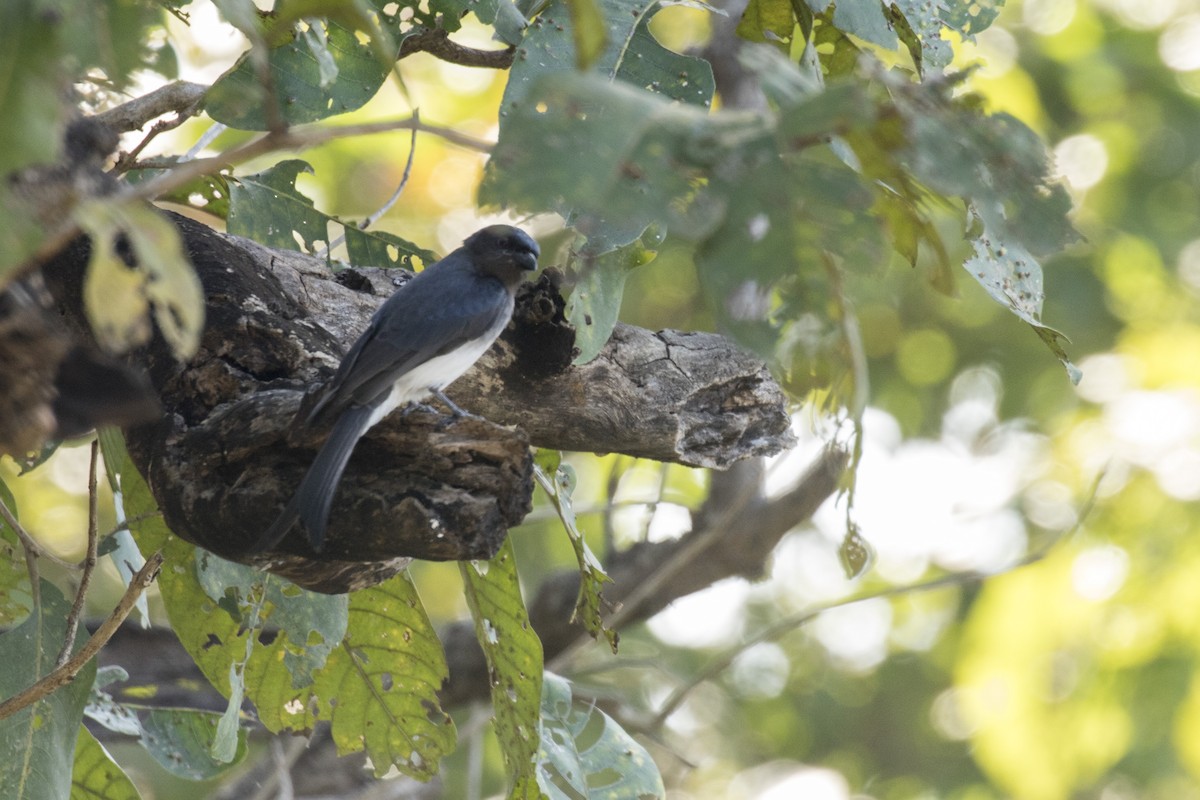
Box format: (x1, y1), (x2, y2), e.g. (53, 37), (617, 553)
(464, 225), (540, 283)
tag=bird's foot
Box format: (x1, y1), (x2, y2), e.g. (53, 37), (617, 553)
(400, 401), (439, 417)
(431, 388), (483, 425)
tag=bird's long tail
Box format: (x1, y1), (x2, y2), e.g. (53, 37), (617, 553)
(253, 405), (375, 554)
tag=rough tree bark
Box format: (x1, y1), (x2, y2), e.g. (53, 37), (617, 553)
(37, 213), (795, 592)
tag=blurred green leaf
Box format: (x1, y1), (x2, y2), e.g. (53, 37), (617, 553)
(901, 101), (1077, 258)
(564, 0), (607, 68)
(0, 477), (32, 625)
(460, 540), (544, 797)
(0, 581), (96, 800)
(474, 0), (530, 45)
(145, 707), (247, 778)
(502, 0), (714, 113)
(75, 200), (205, 360)
(86, 678), (248, 782)
(128, 168), (232, 220)
(537, 674), (663, 799)
(963, 215), (1080, 382)
(0, 2), (63, 180)
(71, 726), (140, 800)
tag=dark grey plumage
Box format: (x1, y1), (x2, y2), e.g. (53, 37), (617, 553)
(254, 225), (539, 554)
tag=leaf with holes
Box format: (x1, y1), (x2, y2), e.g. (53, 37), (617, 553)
(206, 17), (390, 130)
(227, 160), (329, 253)
(317, 573), (457, 779)
(344, 227), (438, 270)
(75, 200), (205, 360)
(460, 539), (544, 798)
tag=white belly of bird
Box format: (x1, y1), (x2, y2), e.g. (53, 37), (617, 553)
(365, 333), (502, 430)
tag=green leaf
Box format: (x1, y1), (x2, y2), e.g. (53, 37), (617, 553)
(46, 0), (166, 88)
(963, 213), (1079, 383)
(459, 539), (545, 797)
(206, 19), (391, 130)
(318, 574), (457, 779)
(230, 161), (438, 271)
(85, 678), (246, 780)
(227, 160), (328, 253)
(0, 581), (97, 800)
(566, 238), (656, 365)
(533, 464), (618, 651)
(833, 0), (896, 48)
(0, 187), (45, 284)
(0, 1), (64, 179)
(343, 226), (439, 270)
(485, 74), (728, 253)
(126, 168), (232, 220)
(0, 476), (32, 625)
(537, 674), (663, 799)
(71, 726), (141, 800)
(74, 200), (205, 360)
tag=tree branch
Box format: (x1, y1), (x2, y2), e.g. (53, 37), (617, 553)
(91, 81), (208, 133)
(399, 28), (516, 68)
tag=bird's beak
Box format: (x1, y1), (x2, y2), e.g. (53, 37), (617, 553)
(518, 250), (539, 272)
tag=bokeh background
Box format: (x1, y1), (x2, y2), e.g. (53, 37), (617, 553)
(9, 0), (1200, 796)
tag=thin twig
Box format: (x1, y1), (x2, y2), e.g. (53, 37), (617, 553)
(113, 112), (199, 174)
(57, 441), (101, 668)
(0, 552), (164, 721)
(314, 117), (420, 261)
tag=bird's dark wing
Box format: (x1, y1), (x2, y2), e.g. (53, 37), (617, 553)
(303, 256), (510, 425)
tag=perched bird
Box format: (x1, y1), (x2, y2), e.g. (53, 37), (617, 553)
(254, 224), (539, 554)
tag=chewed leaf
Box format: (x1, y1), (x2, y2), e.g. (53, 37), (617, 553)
(460, 540), (544, 796)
